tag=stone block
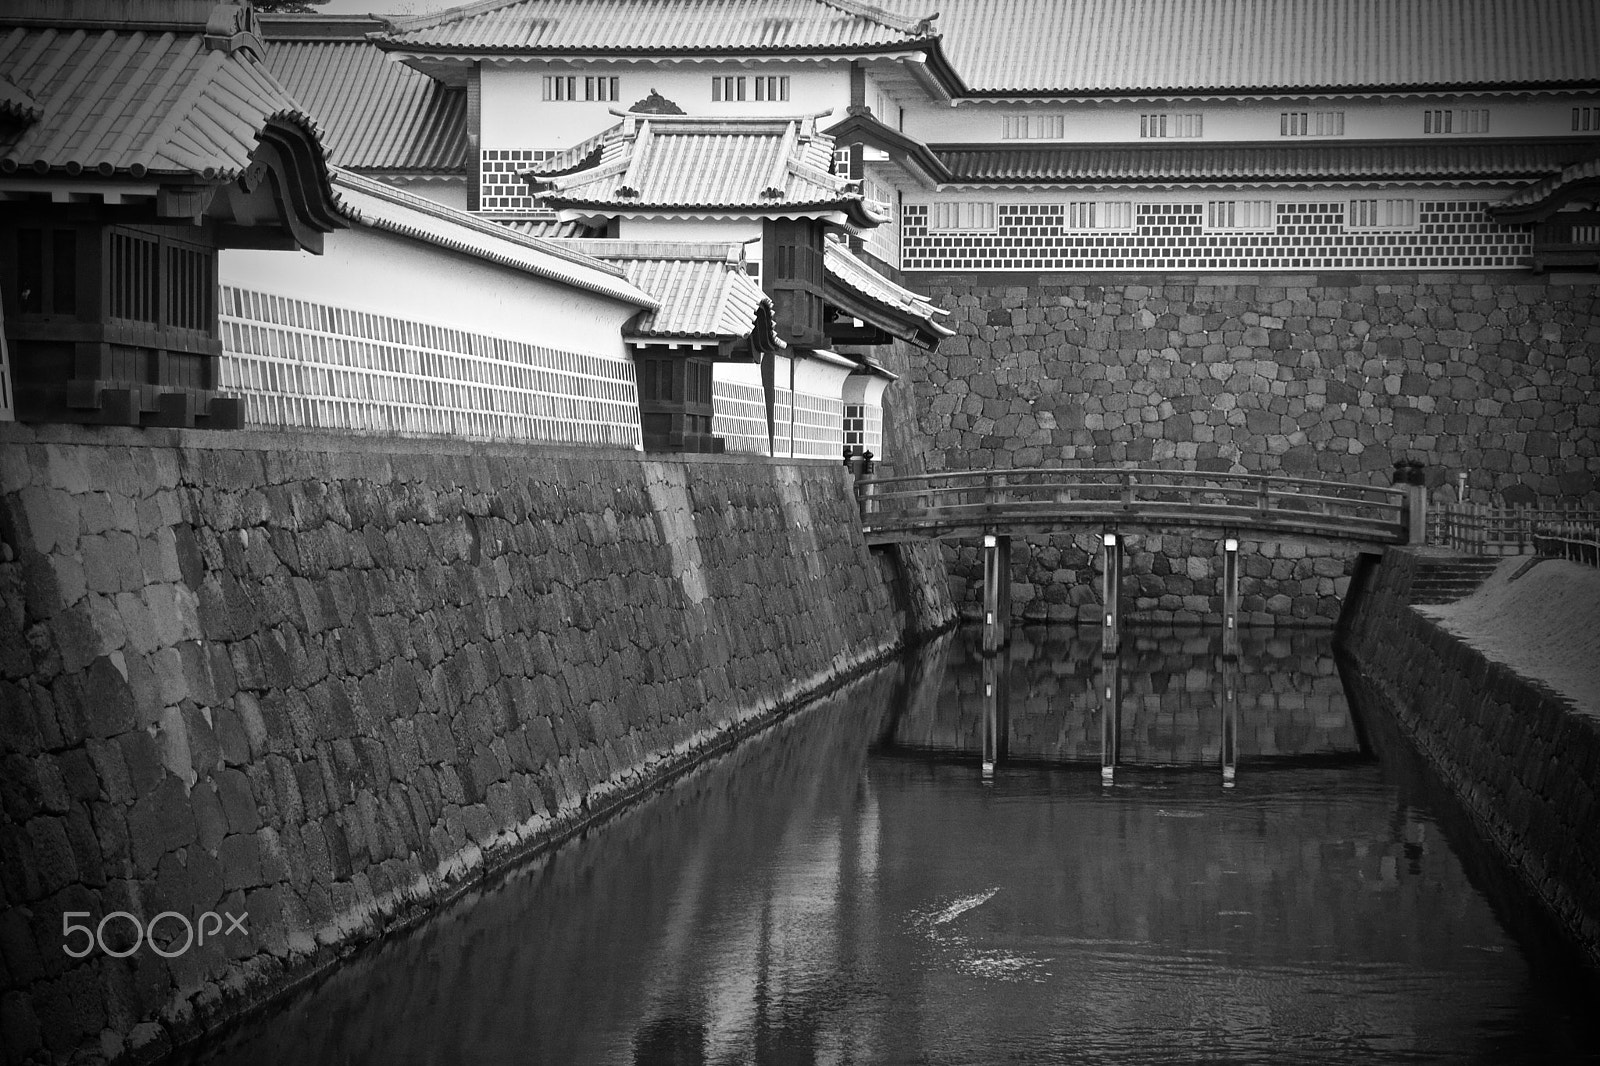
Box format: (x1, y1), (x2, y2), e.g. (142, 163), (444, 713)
(16, 486), (80, 555)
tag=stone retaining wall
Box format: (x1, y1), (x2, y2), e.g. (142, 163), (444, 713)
(906, 271), (1599, 623)
(0, 424), (954, 1065)
(1338, 549), (1600, 963)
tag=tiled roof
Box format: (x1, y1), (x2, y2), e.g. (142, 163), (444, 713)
(1491, 157), (1600, 221)
(554, 240), (768, 340)
(260, 14), (467, 175)
(331, 169), (655, 309)
(0, 73), (40, 122)
(876, 0), (1600, 95)
(498, 216), (605, 239)
(530, 113), (887, 224)
(378, 0), (937, 55)
(0, 2), (320, 180)
(824, 238), (952, 342)
(931, 140), (1600, 186)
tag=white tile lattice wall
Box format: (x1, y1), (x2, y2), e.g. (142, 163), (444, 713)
(903, 199), (1530, 272)
(715, 381), (844, 459)
(480, 149), (554, 213)
(220, 286), (642, 448)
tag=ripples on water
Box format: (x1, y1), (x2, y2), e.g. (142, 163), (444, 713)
(183, 627), (1600, 1065)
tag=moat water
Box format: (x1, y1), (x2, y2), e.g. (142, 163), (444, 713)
(187, 627), (1600, 1065)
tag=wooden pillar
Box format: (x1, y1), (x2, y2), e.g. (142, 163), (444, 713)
(982, 533), (1011, 654)
(1220, 654), (1238, 788)
(1221, 535), (1241, 660)
(1100, 531), (1121, 656)
(1402, 482), (1428, 545)
(1099, 652), (1121, 786)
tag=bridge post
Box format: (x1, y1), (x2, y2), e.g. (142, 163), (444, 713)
(1220, 655), (1237, 788)
(1221, 536), (1241, 659)
(1099, 652), (1121, 786)
(981, 651), (1008, 780)
(1100, 531), (1121, 656)
(982, 533), (1011, 654)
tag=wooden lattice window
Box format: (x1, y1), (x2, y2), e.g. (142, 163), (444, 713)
(764, 217), (826, 348)
(107, 226), (216, 335)
(13, 228), (78, 316)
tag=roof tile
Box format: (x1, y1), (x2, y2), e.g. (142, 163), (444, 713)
(0, 9), (314, 179)
(261, 16), (468, 174)
(878, 0), (1600, 94)
(553, 240), (767, 339)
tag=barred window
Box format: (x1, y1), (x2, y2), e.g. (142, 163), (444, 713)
(1205, 200), (1274, 229)
(1348, 198), (1417, 228)
(929, 201), (996, 231)
(1003, 114), (1065, 139)
(1423, 108), (1489, 134)
(1065, 201), (1133, 230)
(712, 76), (746, 102)
(753, 75), (790, 102)
(1573, 105), (1600, 131)
(1140, 112), (1202, 138)
(1280, 111), (1345, 136)
(542, 75), (617, 101)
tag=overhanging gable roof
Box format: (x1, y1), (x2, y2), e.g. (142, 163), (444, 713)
(527, 112), (887, 225)
(260, 13), (468, 176)
(376, 0), (938, 56)
(927, 139), (1600, 187)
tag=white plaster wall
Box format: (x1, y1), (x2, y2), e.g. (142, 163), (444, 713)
(392, 181), (470, 212)
(901, 94), (1600, 144)
(221, 226), (637, 360)
(793, 354), (852, 401)
(481, 61), (853, 149)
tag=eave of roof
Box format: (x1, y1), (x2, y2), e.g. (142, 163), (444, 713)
(927, 139), (1600, 188)
(825, 108), (951, 185)
(527, 112), (888, 226)
(373, 0), (939, 56)
(552, 239), (767, 341)
(330, 168), (655, 309)
(824, 237), (952, 349)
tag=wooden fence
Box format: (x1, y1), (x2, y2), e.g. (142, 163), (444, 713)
(1430, 503), (1600, 557)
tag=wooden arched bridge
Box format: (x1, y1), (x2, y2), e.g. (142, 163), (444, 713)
(853, 466), (1425, 656)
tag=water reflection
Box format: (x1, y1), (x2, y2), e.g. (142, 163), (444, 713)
(883, 628), (1364, 786)
(183, 628), (1600, 1066)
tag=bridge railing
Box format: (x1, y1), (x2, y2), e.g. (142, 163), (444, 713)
(855, 466), (1409, 543)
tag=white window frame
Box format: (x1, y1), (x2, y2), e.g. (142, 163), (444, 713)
(712, 76), (747, 102)
(1205, 200), (1275, 230)
(1423, 108), (1490, 134)
(543, 74), (617, 102)
(1140, 112), (1203, 138)
(1280, 111), (1345, 136)
(1347, 198), (1418, 229)
(1064, 201), (1134, 231)
(753, 75), (790, 102)
(928, 201), (997, 231)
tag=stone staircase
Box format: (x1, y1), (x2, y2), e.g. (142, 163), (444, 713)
(1409, 556), (1502, 605)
